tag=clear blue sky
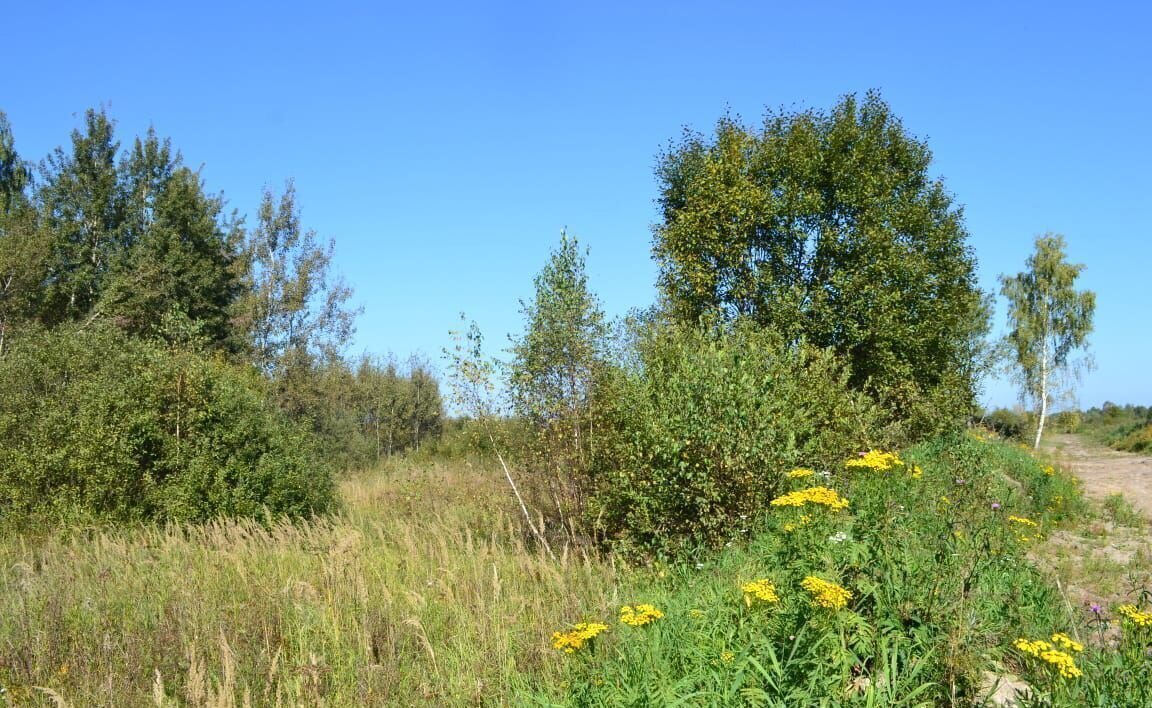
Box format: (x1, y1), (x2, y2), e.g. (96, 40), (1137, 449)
(4, 0), (1149, 409)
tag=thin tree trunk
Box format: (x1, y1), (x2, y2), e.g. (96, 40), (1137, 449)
(1034, 339), (1049, 449)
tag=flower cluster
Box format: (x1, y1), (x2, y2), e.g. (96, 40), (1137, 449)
(787, 468), (815, 479)
(770, 487), (849, 511)
(1008, 515), (1038, 527)
(1117, 604), (1152, 629)
(801, 576), (853, 610)
(845, 450), (904, 472)
(741, 579), (780, 606)
(1050, 632), (1084, 652)
(1013, 637), (1083, 679)
(782, 514), (813, 532)
(619, 604), (664, 627)
(551, 622), (608, 653)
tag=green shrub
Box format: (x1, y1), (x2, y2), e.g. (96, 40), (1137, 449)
(0, 326), (335, 524)
(983, 407), (1030, 440)
(589, 323), (881, 557)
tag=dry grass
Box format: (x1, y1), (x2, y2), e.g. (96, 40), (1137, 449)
(0, 458), (626, 706)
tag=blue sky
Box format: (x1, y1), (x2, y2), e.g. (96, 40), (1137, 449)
(4, 0), (1149, 409)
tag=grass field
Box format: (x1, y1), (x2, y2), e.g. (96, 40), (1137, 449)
(2, 435), (1151, 706)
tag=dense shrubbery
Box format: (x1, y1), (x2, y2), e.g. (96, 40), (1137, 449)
(1076, 403), (1152, 453)
(534, 434), (1127, 706)
(0, 326), (336, 523)
(589, 323), (882, 556)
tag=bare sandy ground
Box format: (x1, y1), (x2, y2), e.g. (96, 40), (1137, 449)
(1046, 434), (1152, 519)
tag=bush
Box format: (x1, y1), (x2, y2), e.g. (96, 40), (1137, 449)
(0, 326), (336, 524)
(589, 323), (881, 557)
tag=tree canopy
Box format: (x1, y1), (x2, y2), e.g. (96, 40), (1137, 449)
(653, 91), (989, 434)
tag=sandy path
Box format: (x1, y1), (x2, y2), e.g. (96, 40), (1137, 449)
(1046, 433), (1152, 518)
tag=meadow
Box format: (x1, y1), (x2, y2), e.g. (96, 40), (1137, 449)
(2, 433), (1151, 706)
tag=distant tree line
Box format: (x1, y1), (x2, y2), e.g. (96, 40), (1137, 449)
(0, 108), (441, 524)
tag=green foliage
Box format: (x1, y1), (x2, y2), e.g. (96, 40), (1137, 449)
(236, 182), (357, 375)
(508, 231), (609, 529)
(653, 91), (990, 437)
(533, 435), (1093, 706)
(983, 407), (1031, 440)
(0, 325), (336, 523)
(1075, 403), (1152, 454)
(100, 130), (243, 348)
(1000, 233), (1096, 448)
(590, 322), (881, 556)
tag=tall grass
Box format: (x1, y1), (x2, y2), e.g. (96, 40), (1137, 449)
(0, 459), (626, 706)
(2, 437), (1150, 706)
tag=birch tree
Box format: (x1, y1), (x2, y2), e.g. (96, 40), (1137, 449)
(1000, 234), (1095, 449)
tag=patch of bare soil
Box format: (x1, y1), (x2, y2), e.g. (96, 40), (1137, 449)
(1031, 435), (1152, 614)
(1046, 434), (1152, 518)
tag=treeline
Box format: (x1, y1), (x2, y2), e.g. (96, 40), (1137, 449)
(0, 108), (441, 524)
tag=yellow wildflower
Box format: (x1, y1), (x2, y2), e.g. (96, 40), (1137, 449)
(1117, 604), (1152, 628)
(770, 487), (849, 511)
(1009, 515), (1038, 527)
(720, 650), (735, 663)
(911, 464), (923, 479)
(741, 579), (780, 606)
(619, 604), (664, 627)
(551, 622), (608, 653)
(1050, 632), (1083, 652)
(845, 450), (904, 472)
(787, 468), (816, 478)
(801, 575), (852, 610)
(1014, 637), (1082, 679)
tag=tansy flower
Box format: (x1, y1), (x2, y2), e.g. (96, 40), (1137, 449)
(1117, 604), (1152, 628)
(787, 468), (816, 479)
(845, 450), (904, 472)
(551, 623), (608, 653)
(1050, 632), (1083, 652)
(1014, 638), (1082, 679)
(770, 487), (849, 511)
(801, 576), (852, 610)
(741, 579), (780, 606)
(619, 604), (664, 627)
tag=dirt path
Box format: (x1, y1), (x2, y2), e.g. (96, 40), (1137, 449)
(1045, 434), (1152, 519)
(1032, 434), (1152, 613)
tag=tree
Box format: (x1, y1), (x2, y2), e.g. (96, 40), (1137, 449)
(0, 111), (46, 355)
(236, 182), (357, 377)
(653, 91), (989, 435)
(508, 230), (607, 463)
(999, 233), (1095, 449)
(100, 129), (243, 347)
(36, 108), (126, 323)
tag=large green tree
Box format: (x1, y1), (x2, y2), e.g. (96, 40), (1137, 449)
(1000, 233), (1096, 449)
(100, 129), (244, 347)
(37, 108), (126, 323)
(653, 91), (988, 435)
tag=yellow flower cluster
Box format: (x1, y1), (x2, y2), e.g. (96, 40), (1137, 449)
(1008, 515), (1038, 527)
(845, 450), (904, 472)
(1043, 465), (1055, 476)
(1117, 604), (1152, 628)
(787, 468), (815, 479)
(1050, 632), (1084, 653)
(770, 487), (849, 511)
(619, 604), (664, 627)
(551, 622), (608, 653)
(801, 576), (853, 610)
(782, 514), (813, 532)
(741, 579), (780, 606)
(1013, 637), (1083, 679)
